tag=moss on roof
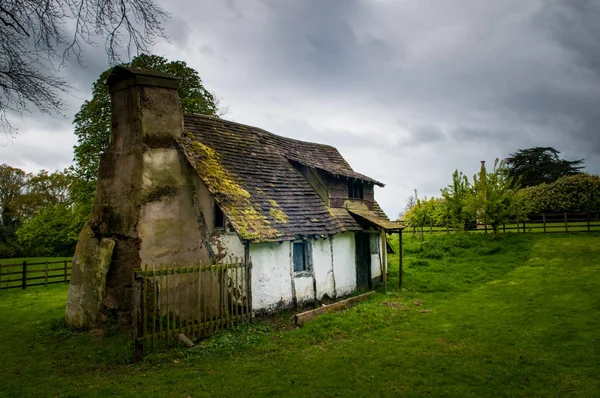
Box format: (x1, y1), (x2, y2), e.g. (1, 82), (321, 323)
(177, 133), (280, 242)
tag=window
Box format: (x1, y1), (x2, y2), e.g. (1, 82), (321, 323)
(214, 202), (225, 229)
(348, 181), (364, 199)
(293, 242), (307, 272)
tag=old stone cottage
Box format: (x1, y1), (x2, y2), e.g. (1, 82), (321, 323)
(65, 66), (400, 329)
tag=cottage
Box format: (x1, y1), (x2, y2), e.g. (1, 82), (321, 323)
(65, 66), (401, 329)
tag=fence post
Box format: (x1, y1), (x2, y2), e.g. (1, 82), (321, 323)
(564, 212), (568, 232)
(543, 214), (546, 233)
(132, 271), (143, 363)
(44, 262), (49, 287)
(587, 213), (591, 232)
(64, 261), (68, 283)
(398, 230), (403, 289)
(484, 219), (487, 234)
(523, 220), (526, 234)
(503, 222), (506, 234)
(429, 219), (433, 234)
(21, 261), (27, 289)
(516, 209), (519, 234)
(244, 242), (253, 320)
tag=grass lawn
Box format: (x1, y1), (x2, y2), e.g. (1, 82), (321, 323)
(1, 233), (599, 397)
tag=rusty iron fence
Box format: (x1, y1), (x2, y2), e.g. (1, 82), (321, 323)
(132, 258), (252, 361)
(0, 260), (71, 290)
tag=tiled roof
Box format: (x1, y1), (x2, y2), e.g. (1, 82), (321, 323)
(178, 114), (388, 242)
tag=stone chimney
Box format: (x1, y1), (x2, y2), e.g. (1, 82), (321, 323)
(66, 67), (205, 329)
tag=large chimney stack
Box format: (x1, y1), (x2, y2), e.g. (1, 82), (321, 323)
(66, 67), (204, 329)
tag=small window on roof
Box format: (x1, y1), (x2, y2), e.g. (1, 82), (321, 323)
(293, 242), (307, 272)
(348, 181), (364, 199)
(214, 202), (225, 229)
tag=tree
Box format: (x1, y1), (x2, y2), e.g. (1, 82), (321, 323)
(398, 194), (416, 219)
(0, 0), (168, 132)
(472, 159), (520, 234)
(403, 190), (445, 239)
(440, 169), (476, 230)
(506, 147), (584, 187)
(0, 164), (28, 225)
(17, 203), (83, 256)
(70, 54), (222, 208)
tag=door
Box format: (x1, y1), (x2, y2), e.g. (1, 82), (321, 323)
(355, 232), (371, 290)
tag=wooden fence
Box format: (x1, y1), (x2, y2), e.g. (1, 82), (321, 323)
(132, 259), (252, 362)
(407, 212), (600, 235)
(0, 260), (72, 290)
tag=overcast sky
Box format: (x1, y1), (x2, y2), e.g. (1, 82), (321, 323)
(1, 0), (599, 218)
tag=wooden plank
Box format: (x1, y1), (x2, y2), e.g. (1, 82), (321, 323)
(295, 291), (375, 326)
(381, 229), (387, 292)
(132, 273), (143, 363)
(399, 230), (403, 289)
(21, 261), (27, 290)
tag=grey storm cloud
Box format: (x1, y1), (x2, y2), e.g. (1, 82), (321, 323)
(2, 0), (599, 217)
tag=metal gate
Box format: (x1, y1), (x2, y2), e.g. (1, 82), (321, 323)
(132, 259), (252, 361)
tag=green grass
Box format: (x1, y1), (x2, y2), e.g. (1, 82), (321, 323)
(1, 234), (599, 397)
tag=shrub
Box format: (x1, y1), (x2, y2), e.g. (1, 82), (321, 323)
(518, 174), (600, 214)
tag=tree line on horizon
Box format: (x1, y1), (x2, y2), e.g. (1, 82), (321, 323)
(401, 147), (599, 235)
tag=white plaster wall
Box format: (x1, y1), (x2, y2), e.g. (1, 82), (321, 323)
(293, 276), (314, 304)
(312, 238), (336, 299)
(250, 242), (293, 311)
(331, 232), (357, 296)
(214, 234), (245, 261)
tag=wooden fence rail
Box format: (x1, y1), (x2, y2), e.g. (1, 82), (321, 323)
(0, 260), (72, 290)
(406, 212), (600, 235)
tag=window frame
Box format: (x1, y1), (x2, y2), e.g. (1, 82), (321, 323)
(292, 240), (312, 275)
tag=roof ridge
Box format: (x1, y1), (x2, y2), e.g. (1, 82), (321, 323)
(183, 113), (338, 150)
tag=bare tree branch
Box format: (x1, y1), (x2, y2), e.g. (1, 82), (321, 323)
(0, 0), (169, 134)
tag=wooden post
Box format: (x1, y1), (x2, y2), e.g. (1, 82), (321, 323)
(484, 219), (488, 234)
(44, 262), (49, 287)
(587, 213), (591, 232)
(132, 272), (143, 363)
(503, 223), (506, 234)
(64, 261), (68, 283)
(244, 242), (252, 319)
(21, 261), (27, 289)
(523, 220), (526, 233)
(398, 230), (403, 289)
(429, 219), (433, 234)
(543, 214), (547, 233)
(516, 209), (519, 234)
(564, 212), (568, 232)
(380, 228), (387, 292)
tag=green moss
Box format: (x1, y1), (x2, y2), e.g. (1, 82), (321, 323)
(178, 134), (280, 242)
(267, 199), (288, 224)
(270, 207), (289, 224)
